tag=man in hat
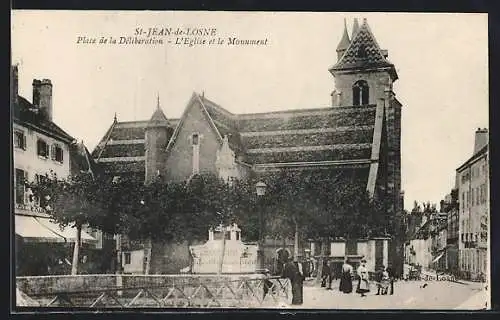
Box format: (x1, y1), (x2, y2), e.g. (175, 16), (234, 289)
(283, 256), (305, 305)
(321, 259), (331, 288)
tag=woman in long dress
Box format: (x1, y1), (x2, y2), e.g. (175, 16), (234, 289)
(339, 258), (353, 293)
(356, 259), (370, 297)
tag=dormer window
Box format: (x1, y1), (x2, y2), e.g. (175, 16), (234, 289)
(353, 80), (369, 106)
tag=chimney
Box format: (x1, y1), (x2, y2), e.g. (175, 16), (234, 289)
(11, 65), (19, 105)
(32, 79), (41, 108)
(33, 79), (53, 121)
(473, 128), (488, 154)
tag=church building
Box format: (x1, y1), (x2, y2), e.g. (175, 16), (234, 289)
(92, 18), (404, 275)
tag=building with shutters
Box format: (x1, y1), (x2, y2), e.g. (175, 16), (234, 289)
(92, 18), (404, 275)
(456, 128), (489, 281)
(11, 65), (104, 275)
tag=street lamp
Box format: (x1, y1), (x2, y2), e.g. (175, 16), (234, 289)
(255, 181), (267, 271)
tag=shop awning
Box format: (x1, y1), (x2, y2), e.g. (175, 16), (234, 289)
(432, 252), (445, 263)
(15, 215), (66, 243)
(15, 215), (96, 244)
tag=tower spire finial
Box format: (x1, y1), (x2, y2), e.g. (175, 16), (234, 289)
(156, 92), (160, 109)
(336, 18), (351, 60)
(113, 112), (117, 123)
(352, 18), (360, 38)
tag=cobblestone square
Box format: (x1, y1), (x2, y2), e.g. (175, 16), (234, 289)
(275, 279), (488, 310)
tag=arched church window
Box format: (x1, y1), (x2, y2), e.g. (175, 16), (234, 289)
(352, 80), (369, 106)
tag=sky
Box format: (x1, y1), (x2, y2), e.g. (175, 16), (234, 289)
(11, 11), (488, 210)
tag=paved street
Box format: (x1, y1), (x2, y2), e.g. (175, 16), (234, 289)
(275, 279), (488, 310)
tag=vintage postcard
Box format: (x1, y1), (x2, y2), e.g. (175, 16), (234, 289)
(11, 11), (489, 310)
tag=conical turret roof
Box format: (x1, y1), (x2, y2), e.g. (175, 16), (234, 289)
(336, 19), (351, 52)
(148, 95), (170, 127)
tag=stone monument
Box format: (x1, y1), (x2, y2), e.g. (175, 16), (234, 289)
(190, 224), (259, 274)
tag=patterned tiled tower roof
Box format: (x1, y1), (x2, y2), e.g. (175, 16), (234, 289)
(330, 18), (397, 79)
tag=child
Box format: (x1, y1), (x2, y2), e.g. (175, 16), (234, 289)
(380, 268), (390, 295)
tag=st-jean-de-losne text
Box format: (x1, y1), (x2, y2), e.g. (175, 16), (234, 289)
(134, 27), (217, 38)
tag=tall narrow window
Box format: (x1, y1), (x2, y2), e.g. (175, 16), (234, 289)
(352, 80), (369, 106)
(52, 145), (64, 163)
(36, 174), (49, 208)
(37, 139), (49, 158)
(15, 169), (26, 204)
(14, 131), (26, 150)
(476, 187), (480, 205)
(192, 133), (200, 175)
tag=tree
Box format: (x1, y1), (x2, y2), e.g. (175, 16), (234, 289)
(33, 171), (111, 275)
(262, 169), (389, 281)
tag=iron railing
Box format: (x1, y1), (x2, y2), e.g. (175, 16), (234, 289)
(19, 276), (290, 308)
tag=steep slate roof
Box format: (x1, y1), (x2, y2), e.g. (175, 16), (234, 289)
(237, 105), (376, 166)
(13, 96), (75, 143)
(330, 18), (397, 80)
(69, 141), (100, 177)
(92, 116), (180, 176)
(456, 144), (488, 172)
(92, 92), (378, 181)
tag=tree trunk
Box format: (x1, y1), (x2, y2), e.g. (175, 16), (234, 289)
(315, 237), (328, 284)
(145, 238), (152, 275)
(218, 235), (226, 274)
(71, 224), (81, 275)
(187, 239), (194, 273)
(115, 234), (122, 274)
(294, 220), (299, 260)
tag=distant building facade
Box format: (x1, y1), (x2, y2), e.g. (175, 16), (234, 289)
(456, 128), (489, 280)
(92, 18), (404, 274)
(441, 189), (459, 274)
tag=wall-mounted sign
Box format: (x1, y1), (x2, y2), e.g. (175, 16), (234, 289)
(15, 203), (47, 214)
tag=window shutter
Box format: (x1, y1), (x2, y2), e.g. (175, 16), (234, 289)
(51, 145), (56, 160)
(37, 140), (41, 156)
(60, 148), (64, 162)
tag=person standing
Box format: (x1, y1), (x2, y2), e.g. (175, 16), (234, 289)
(375, 265), (384, 295)
(339, 258), (353, 294)
(283, 257), (305, 305)
(386, 265), (395, 295)
(321, 259), (331, 288)
(356, 259), (370, 297)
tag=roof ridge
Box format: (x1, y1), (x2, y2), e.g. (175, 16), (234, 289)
(96, 118), (119, 161)
(236, 104), (376, 118)
(456, 144), (489, 171)
(200, 95), (235, 117)
(15, 96), (75, 142)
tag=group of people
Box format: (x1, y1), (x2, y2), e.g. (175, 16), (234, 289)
(281, 256), (395, 305)
(338, 258), (395, 297)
